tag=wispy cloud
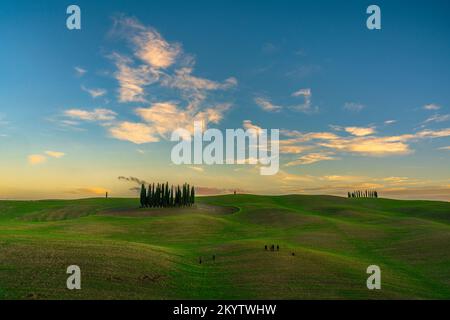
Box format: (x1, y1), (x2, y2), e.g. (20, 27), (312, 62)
(111, 53), (160, 103)
(344, 126), (376, 137)
(279, 145), (312, 154)
(281, 127), (450, 158)
(318, 136), (411, 156)
(64, 108), (117, 121)
(188, 166), (204, 172)
(28, 150), (66, 165)
(105, 15), (236, 140)
(384, 120), (397, 125)
(319, 175), (365, 182)
(110, 16), (236, 105)
(70, 187), (109, 196)
(424, 114), (450, 123)
(109, 122), (159, 144)
(62, 100), (231, 145)
(254, 97), (282, 112)
(109, 16), (180, 103)
(343, 102), (365, 112)
(113, 15), (181, 69)
(423, 103), (441, 111)
(286, 64), (322, 79)
(292, 88), (311, 98)
(45, 151), (65, 158)
(253, 89), (317, 114)
(285, 152), (336, 166)
(135, 102), (231, 139)
(162, 67), (237, 92)
(28, 154), (47, 165)
(291, 88), (317, 113)
(74, 66), (87, 77)
(81, 85), (107, 98)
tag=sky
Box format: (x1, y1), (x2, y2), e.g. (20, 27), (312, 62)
(0, 0), (449, 200)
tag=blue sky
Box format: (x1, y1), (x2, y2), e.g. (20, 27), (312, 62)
(0, 0), (449, 199)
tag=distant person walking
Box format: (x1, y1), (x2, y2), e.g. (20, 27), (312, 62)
(199, 257), (202, 264)
(265, 245), (268, 251)
(212, 255), (216, 262)
(276, 245), (279, 251)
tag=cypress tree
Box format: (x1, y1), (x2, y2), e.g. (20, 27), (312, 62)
(191, 186), (195, 205)
(151, 184), (155, 206)
(146, 184), (151, 207)
(138, 182), (198, 207)
(140, 184), (146, 208)
(165, 182), (170, 207)
(160, 183), (163, 207)
(186, 184), (190, 206)
(163, 183), (166, 207)
(156, 183), (160, 207)
(148, 184), (151, 207)
(162, 183), (166, 207)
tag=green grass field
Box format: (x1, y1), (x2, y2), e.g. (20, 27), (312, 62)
(0, 194), (449, 300)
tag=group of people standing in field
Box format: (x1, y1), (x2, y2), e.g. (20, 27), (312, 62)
(199, 255), (216, 264)
(265, 244), (279, 251)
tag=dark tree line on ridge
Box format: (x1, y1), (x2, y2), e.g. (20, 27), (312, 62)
(348, 190), (378, 198)
(139, 183), (195, 208)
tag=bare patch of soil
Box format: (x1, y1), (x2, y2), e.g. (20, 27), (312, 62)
(98, 203), (237, 217)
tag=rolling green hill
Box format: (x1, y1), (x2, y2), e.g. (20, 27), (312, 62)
(0, 195), (449, 299)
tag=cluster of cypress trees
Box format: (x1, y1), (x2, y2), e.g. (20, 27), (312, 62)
(348, 190), (378, 198)
(140, 183), (195, 208)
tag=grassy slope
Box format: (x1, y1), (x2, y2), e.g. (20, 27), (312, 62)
(0, 195), (449, 299)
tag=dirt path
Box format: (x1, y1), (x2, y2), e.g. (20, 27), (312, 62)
(98, 203), (238, 217)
